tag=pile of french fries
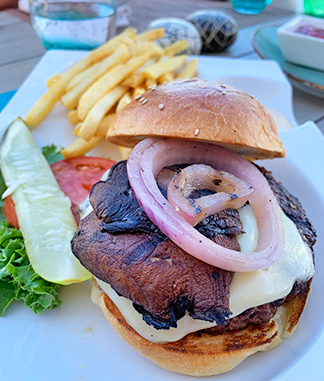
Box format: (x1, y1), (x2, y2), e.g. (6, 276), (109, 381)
(25, 27), (198, 159)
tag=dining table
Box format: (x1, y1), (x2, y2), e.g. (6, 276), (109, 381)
(1, 0), (324, 131)
(0, 1), (324, 380)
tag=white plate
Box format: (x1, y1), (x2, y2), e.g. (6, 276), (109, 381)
(0, 52), (323, 381)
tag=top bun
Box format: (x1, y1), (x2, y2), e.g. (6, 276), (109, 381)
(107, 79), (285, 160)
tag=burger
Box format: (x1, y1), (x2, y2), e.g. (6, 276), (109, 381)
(71, 79), (316, 376)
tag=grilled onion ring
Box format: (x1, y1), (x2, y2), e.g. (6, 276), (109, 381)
(167, 164), (254, 226)
(127, 138), (285, 272)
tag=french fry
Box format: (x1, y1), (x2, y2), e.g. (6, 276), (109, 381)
(116, 92), (132, 113)
(176, 58), (198, 79)
(26, 78), (67, 128)
(61, 136), (103, 159)
(94, 113), (116, 137)
(26, 55), (93, 128)
(62, 45), (129, 110)
(122, 71), (143, 88)
(88, 41), (120, 63)
(116, 27), (137, 39)
(78, 52), (153, 120)
(132, 85), (146, 99)
(135, 28), (164, 42)
(121, 37), (136, 47)
(78, 85), (129, 141)
(68, 110), (80, 125)
(89, 27), (137, 62)
(66, 61), (102, 91)
(128, 42), (163, 57)
(142, 55), (188, 80)
(154, 53), (179, 83)
(61, 56), (93, 84)
(46, 74), (61, 87)
(119, 147), (133, 160)
(158, 55), (171, 63)
(145, 78), (157, 89)
(74, 112), (116, 136)
(163, 39), (189, 56)
(73, 123), (82, 136)
(139, 58), (156, 71)
(122, 57), (156, 88)
(158, 73), (174, 84)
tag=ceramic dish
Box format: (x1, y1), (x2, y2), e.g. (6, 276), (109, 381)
(252, 26), (324, 99)
(0, 51), (323, 380)
(277, 15), (324, 72)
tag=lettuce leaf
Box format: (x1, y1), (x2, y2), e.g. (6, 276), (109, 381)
(0, 221), (61, 316)
(0, 144), (64, 316)
(42, 144), (64, 165)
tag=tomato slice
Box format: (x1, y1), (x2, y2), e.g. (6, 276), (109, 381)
(3, 156), (116, 229)
(50, 156), (116, 206)
(3, 196), (19, 228)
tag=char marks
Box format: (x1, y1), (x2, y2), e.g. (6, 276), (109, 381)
(257, 165), (316, 249)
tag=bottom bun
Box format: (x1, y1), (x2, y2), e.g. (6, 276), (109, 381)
(91, 279), (311, 377)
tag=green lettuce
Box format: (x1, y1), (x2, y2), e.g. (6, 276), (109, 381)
(42, 144), (64, 165)
(0, 144), (64, 316)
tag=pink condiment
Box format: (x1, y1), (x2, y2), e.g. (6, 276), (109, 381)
(296, 25), (324, 39)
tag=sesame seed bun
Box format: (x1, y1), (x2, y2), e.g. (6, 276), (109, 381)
(106, 79), (285, 160)
(91, 278), (311, 377)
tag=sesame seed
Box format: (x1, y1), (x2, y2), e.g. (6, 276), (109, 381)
(175, 206), (180, 212)
(222, 91), (227, 95)
(194, 128), (200, 136)
(142, 99), (148, 104)
(250, 94), (255, 99)
(139, 97), (145, 102)
(148, 85), (156, 90)
(199, 84), (206, 89)
(135, 95), (141, 100)
(220, 84), (226, 88)
(159, 104), (164, 110)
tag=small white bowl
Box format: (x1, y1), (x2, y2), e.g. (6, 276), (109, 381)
(277, 15), (324, 71)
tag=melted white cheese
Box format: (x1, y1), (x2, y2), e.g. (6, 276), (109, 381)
(92, 206), (314, 343)
(229, 209), (314, 317)
(237, 204), (258, 253)
(96, 277), (216, 343)
(79, 196), (93, 219)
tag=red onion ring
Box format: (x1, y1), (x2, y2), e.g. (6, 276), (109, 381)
(127, 138), (285, 272)
(167, 164), (254, 226)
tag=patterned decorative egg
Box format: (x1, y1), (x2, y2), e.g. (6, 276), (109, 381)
(149, 17), (202, 55)
(187, 10), (238, 53)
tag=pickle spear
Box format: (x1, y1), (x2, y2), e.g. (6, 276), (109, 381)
(0, 118), (90, 284)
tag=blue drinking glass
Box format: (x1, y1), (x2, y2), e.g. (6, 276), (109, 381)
(230, 0), (273, 14)
(29, 0), (117, 50)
